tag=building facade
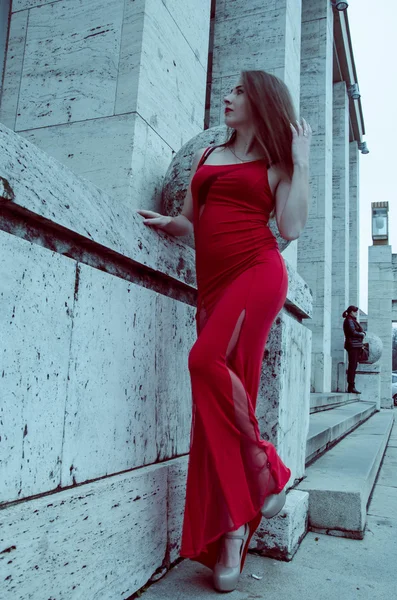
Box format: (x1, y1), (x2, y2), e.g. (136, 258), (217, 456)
(0, 1), (368, 597)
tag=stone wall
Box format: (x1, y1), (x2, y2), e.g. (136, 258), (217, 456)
(0, 116), (312, 594)
(0, 0), (211, 211)
(298, 0), (334, 392)
(368, 245), (393, 408)
(331, 82), (349, 391)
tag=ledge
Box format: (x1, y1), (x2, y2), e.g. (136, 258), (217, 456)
(0, 124), (312, 319)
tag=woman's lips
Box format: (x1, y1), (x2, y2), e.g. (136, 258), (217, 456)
(225, 108), (233, 113)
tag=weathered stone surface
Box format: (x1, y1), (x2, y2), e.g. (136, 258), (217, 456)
(167, 456), (188, 564)
(15, 0), (125, 132)
(162, 124), (291, 253)
(349, 142), (360, 308)
(0, 123), (196, 288)
(284, 260), (312, 319)
(12, 0), (55, 9)
(355, 364), (381, 410)
(257, 309), (311, 485)
(0, 464), (168, 599)
(331, 82), (349, 391)
(360, 331), (382, 365)
(298, 0), (334, 393)
(298, 411), (394, 537)
(21, 113), (174, 212)
(0, 10), (28, 129)
(155, 295), (196, 461)
(117, 0), (210, 150)
(368, 245), (393, 408)
(0, 230), (75, 503)
(61, 263), (196, 486)
(252, 490), (309, 561)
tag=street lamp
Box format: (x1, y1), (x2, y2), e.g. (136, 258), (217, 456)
(358, 141), (369, 154)
(331, 1), (349, 10)
(371, 202), (389, 245)
(348, 83), (361, 100)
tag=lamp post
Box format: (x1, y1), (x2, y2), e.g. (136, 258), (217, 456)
(371, 202), (389, 245)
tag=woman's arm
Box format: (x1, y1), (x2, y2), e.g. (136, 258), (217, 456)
(137, 147), (206, 237)
(274, 119), (311, 241)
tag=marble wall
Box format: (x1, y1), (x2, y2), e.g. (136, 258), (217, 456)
(349, 142), (360, 308)
(0, 0), (211, 209)
(331, 82), (349, 391)
(298, 0), (334, 392)
(368, 245), (393, 408)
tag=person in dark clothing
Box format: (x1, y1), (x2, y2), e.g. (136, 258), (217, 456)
(343, 305), (365, 394)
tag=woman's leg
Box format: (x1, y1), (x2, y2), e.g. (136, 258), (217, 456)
(180, 254), (290, 569)
(347, 348), (359, 391)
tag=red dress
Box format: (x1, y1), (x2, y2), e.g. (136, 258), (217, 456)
(180, 147), (291, 569)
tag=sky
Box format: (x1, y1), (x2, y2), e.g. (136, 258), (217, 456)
(347, 0), (396, 313)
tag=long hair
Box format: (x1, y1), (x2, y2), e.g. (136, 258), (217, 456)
(342, 306), (359, 318)
(223, 71), (297, 178)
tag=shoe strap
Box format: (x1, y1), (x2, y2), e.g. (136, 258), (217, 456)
(224, 525), (248, 541)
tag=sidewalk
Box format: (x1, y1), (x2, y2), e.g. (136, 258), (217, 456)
(139, 409), (397, 600)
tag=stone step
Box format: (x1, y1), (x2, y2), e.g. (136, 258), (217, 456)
(310, 392), (360, 414)
(298, 410), (394, 538)
(306, 401), (377, 464)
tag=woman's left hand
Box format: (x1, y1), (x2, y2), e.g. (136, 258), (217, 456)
(290, 118), (312, 167)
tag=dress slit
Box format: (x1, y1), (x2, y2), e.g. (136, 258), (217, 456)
(181, 150), (291, 570)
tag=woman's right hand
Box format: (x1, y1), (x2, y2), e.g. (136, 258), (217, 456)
(136, 209), (172, 231)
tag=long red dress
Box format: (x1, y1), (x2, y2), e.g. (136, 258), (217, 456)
(180, 147), (291, 569)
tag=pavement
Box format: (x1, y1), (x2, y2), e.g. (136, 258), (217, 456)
(139, 409), (397, 600)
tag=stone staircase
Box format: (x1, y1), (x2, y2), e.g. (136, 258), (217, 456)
(297, 392), (394, 539)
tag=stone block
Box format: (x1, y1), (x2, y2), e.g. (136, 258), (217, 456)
(310, 352), (332, 393)
(16, 0), (125, 131)
(22, 113), (174, 211)
(128, 0), (209, 150)
(0, 10), (28, 129)
(258, 310), (311, 485)
(161, 0), (211, 68)
(251, 489), (309, 561)
(213, 10), (288, 79)
(154, 294), (196, 461)
(0, 464), (168, 599)
(12, 0), (54, 9)
(0, 230), (75, 503)
(0, 124), (196, 288)
(61, 263), (196, 486)
(355, 365), (381, 410)
(167, 456), (188, 564)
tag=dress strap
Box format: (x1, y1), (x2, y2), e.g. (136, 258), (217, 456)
(197, 146), (217, 169)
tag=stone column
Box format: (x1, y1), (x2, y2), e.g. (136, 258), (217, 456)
(0, 0), (211, 210)
(368, 245), (393, 408)
(331, 82), (349, 391)
(208, 0), (302, 269)
(349, 141), (360, 308)
(298, 0), (334, 392)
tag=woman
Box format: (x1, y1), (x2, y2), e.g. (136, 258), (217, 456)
(343, 305), (365, 394)
(138, 70), (311, 592)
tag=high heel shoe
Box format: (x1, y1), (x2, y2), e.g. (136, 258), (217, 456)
(213, 524), (249, 593)
(261, 488), (286, 519)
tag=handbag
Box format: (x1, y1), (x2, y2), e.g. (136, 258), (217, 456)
(358, 342), (369, 363)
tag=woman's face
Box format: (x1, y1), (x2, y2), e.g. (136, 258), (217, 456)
(350, 310), (358, 318)
(223, 79), (251, 128)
